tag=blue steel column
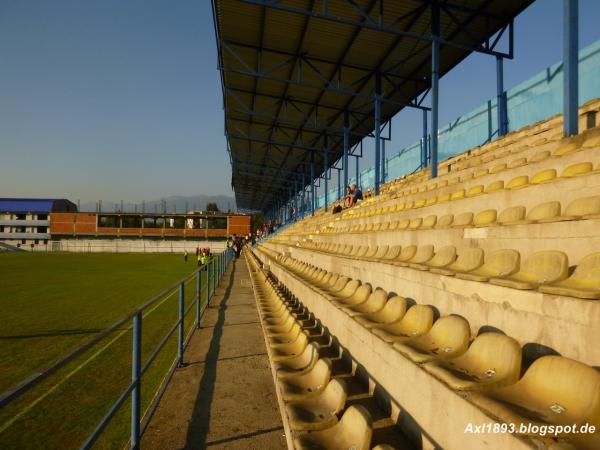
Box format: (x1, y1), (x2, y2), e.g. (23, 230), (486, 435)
(343, 110), (349, 189)
(205, 262), (210, 306)
(178, 282), (184, 366)
(196, 269), (201, 327)
(301, 172), (305, 218)
(337, 169), (341, 200)
(374, 72), (382, 195)
(294, 179), (298, 221)
(496, 56), (507, 136)
(310, 159), (315, 216)
(131, 313), (142, 450)
(381, 138), (386, 184)
(563, 0), (579, 136)
(355, 155), (359, 186)
(422, 110), (428, 168)
(431, 3), (440, 178)
(323, 136), (328, 211)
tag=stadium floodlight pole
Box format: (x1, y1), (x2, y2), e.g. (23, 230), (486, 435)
(131, 313), (142, 450)
(323, 135), (328, 212)
(422, 110), (429, 168)
(430, 2), (440, 178)
(496, 56), (507, 137)
(374, 71), (382, 195)
(563, 0), (579, 136)
(343, 110), (349, 191)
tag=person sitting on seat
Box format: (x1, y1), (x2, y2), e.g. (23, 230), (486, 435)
(345, 184), (363, 208)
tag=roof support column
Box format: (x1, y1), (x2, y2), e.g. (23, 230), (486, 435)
(431, 2), (440, 178)
(294, 179), (298, 222)
(310, 158), (315, 216)
(374, 72), (382, 195)
(355, 155), (360, 187)
(343, 110), (349, 191)
(301, 172), (305, 218)
(422, 109), (428, 168)
(496, 56), (507, 136)
(381, 137), (386, 184)
(323, 136), (329, 212)
(337, 168), (341, 201)
(563, 0), (579, 136)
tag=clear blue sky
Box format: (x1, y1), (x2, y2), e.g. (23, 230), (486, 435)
(0, 0), (599, 205)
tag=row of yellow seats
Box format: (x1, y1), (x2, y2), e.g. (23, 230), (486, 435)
(247, 253), (393, 450)
(344, 160), (599, 221)
(275, 254), (599, 450)
(299, 241), (600, 299)
(323, 195), (600, 234)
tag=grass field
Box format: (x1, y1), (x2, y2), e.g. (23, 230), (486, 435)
(0, 252), (211, 449)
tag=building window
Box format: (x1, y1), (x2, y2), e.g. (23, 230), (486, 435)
(37, 226), (48, 233)
(43, 239), (48, 245)
(34, 239), (39, 244)
(38, 214), (48, 220)
(21, 239), (26, 244)
(16, 214), (26, 220)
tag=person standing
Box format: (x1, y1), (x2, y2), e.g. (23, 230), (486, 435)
(184, 250), (188, 262)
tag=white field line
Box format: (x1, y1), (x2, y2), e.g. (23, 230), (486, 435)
(0, 278), (195, 434)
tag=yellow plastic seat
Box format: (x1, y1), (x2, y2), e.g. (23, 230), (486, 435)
(561, 162), (593, 178)
(529, 150), (550, 163)
(539, 253), (600, 299)
(506, 175), (529, 190)
(414, 199), (426, 208)
(379, 221), (391, 231)
(456, 249), (520, 282)
(329, 282), (371, 307)
(425, 196), (437, 207)
(400, 245), (434, 268)
(363, 247), (378, 258)
(525, 201), (562, 223)
(531, 168), (557, 184)
(397, 219), (410, 230)
(285, 378), (347, 431)
(507, 157), (527, 169)
(489, 250), (568, 290)
(559, 195), (600, 220)
(450, 189), (465, 201)
(466, 185), (484, 197)
(393, 315), (470, 363)
(430, 247), (484, 276)
(293, 405), (373, 450)
(473, 209), (497, 227)
(276, 342), (320, 378)
(434, 214), (454, 229)
(485, 180), (504, 193)
(473, 168), (489, 178)
(552, 142), (579, 157)
(471, 356), (600, 442)
(280, 358), (332, 401)
(392, 245), (417, 265)
(421, 214), (437, 230)
(410, 245), (456, 271)
(371, 304), (434, 344)
(489, 163), (507, 174)
(271, 332), (309, 362)
(354, 295), (407, 329)
(365, 245), (389, 261)
(497, 205), (526, 225)
(388, 220), (400, 230)
(424, 332), (521, 390)
(381, 245), (402, 260)
(437, 193), (451, 203)
(408, 218), (422, 230)
(342, 289), (388, 317)
(582, 133), (600, 149)
(451, 212), (474, 228)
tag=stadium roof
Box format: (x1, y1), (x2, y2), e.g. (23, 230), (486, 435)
(212, 0), (534, 211)
(0, 198), (77, 213)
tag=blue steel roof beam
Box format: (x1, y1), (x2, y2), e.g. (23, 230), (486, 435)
(253, 0), (390, 210)
(227, 133), (338, 155)
(249, 0), (316, 209)
(343, 0), (505, 145)
(235, 0), (514, 58)
(220, 39), (426, 84)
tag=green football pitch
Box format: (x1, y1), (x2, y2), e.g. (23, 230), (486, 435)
(0, 252), (209, 449)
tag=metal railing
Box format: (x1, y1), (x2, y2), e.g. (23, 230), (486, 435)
(0, 247), (234, 450)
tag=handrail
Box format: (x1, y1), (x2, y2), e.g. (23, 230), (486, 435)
(0, 247), (234, 450)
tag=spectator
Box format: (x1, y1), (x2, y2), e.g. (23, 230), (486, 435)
(346, 184), (363, 208)
(184, 250), (188, 262)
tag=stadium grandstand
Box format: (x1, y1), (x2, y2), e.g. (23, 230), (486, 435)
(2, 1), (600, 450)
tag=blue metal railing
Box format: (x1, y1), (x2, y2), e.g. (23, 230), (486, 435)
(0, 247), (234, 450)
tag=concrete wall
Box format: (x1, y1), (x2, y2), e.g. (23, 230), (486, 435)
(48, 239), (226, 253)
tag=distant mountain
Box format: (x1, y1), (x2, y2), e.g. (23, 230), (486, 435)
(79, 195), (236, 214)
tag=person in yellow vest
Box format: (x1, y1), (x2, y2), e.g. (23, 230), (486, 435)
(200, 251), (209, 266)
